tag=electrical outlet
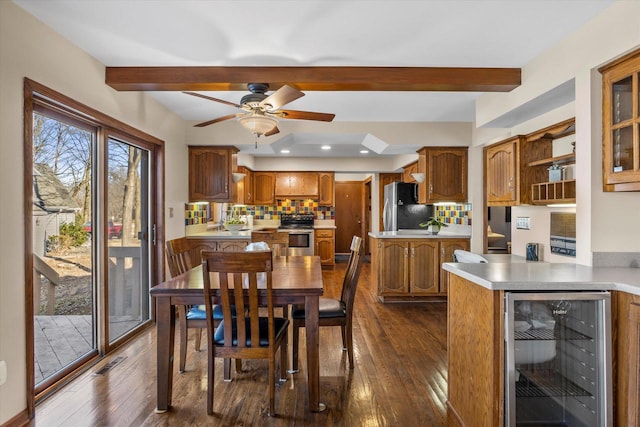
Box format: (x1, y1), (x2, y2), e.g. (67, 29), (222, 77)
(516, 217), (531, 230)
(0, 360), (7, 386)
(168, 207), (174, 218)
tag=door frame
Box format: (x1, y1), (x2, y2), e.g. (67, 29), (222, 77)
(23, 78), (165, 416)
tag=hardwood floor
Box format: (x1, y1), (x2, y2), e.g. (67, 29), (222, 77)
(33, 260), (449, 426)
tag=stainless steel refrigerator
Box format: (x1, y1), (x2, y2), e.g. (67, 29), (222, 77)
(382, 182), (433, 231)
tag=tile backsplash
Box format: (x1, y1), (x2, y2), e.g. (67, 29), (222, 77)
(435, 204), (472, 226)
(232, 199), (335, 220)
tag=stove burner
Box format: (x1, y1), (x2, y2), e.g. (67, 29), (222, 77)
(280, 213), (315, 230)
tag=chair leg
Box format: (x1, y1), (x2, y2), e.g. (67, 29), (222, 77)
(345, 322), (354, 369)
(340, 325), (347, 351)
(207, 351), (214, 415)
(194, 328), (202, 352)
(178, 306), (188, 373)
(291, 321), (300, 372)
(235, 358), (242, 373)
(268, 353), (276, 416)
(280, 333), (288, 381)
(223, 359), (232, 382)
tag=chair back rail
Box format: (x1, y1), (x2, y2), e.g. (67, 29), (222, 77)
(166, 237), (193, 277)
(251, 230), (289, 257)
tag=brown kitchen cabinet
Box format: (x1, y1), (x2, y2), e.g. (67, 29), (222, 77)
(371, 236), (468, 301)
(188, 146), (238, 202)
(613, 291), (640, 426)
(253, 172), (275, 205)
(235, 166), (254, 205)
(318, 172), (335, 206)
(186, 238), (249, 265)
(599, 48), (640, 192)
(275, 172), (319, 197)
(314, 229), (335, 268)
(485, 137), (521, 206)
(402, 161), (419, 183)
(438, 238), (470, 293)
(418, 147), (468, 204)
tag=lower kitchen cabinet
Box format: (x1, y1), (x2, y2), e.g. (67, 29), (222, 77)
(186, 238), (249, 265)
(371, 236), (469, 301)
(614, 291), (640, 426)
(314, 229), (335, 268)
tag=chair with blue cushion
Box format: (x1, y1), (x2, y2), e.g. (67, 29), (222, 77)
(166, 237), (225, 373)
(290, 235), (364, 371)
(201, 250), (289, 416)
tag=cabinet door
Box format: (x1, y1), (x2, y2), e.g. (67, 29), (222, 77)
(235, 166), (253, 205)
(426, 148), (468, 203)
(439, 239), (470, 293)
(187, 239), (218, 266)
(486, 140), (518, 206)
(274, 173), (291, 196)
(315, 230), (335, 266)
(615, 292), (640, 426)
(409, 240), (439, 294)
(253, 172), (275, 205)
(378, 240), (409, 294)
(601, 50), (640, 191)
(188, 147), (233, 202)
(217, 240), (248, 252)
(318, 172), (334, 206)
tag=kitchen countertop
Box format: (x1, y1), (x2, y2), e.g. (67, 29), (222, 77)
(188, 224), (335, 239)
(369, 230), (471, 239)
(443, 255), (640, 296)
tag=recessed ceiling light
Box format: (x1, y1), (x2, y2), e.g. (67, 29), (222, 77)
(321, 145), (331, 150)
(360, 150), (369, 154)
(280, 149), (290, 154)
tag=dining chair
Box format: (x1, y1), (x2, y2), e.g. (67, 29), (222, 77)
(290, 235), (364, 371)
(201, 250), (289, 416)
(251, 230), (290, 317)
(166, 237), (224, 373)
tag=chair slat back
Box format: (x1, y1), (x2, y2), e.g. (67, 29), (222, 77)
(340, 236), (364, 314)
(201, 250), (274, 348)
(166, 237), (193, 277)
(251, 230), (290, 257)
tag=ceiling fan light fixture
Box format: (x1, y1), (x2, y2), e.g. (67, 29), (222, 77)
(237, 113), (278, 136)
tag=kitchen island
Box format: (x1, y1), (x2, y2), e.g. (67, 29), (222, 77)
(368, 230), (470, 301)
(442, 257), (640, 427)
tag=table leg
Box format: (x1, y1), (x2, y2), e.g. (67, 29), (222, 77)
(305, 295), (326, 412)
(155, 296), (175, 413)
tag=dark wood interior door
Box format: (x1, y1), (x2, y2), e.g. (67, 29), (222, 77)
(335, 181), (364, 254)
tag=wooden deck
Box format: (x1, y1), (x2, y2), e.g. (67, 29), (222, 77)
(34, 315), (141, 385)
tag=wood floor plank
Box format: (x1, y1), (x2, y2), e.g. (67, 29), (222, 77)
(33, 260), (450, 426)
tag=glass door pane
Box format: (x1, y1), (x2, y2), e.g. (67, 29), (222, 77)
(32, 112), (97, 387)
(107, 138), (151, 342)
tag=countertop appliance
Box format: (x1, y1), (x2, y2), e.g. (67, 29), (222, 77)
(278, 213), (314, 256)
(383, 182), (433, 231)
(505, 291), (611, 427)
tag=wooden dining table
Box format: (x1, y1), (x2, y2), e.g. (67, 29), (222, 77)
(150, 255), (325, 412)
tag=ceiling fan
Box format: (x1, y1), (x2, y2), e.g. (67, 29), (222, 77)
(184, 83), (335, 138)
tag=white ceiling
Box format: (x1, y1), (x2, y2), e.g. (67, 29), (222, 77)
(15, 0), (613, 157)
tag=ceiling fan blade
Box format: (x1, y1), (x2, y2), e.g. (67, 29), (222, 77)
(260, 85), (304, 111)
(193, 113), (238, 127)
(264, 126), (280, 137)
(278, 109), (335, 122)
(183, 91), (241, 108)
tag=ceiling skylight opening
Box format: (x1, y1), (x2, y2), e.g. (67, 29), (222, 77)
(321, 145), (331, 150)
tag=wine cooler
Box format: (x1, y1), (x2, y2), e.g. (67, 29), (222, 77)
(505, 292), (612, 426)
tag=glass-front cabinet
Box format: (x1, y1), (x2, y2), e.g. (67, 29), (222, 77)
(505, 292), (612, 426)
(600, 48), (640, 191)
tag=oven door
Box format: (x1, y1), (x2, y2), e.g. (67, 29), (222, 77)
(286, 230), (314, 256)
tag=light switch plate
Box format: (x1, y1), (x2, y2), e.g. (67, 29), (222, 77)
(516, 217), (531, 230)
(0, 360), (7, 386)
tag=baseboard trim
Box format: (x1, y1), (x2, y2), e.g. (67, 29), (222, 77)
(1, 409), (30, 427)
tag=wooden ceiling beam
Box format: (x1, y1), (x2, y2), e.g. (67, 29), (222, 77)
(105, 66), (520, 92)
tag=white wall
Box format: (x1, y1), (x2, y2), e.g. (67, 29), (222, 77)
(0, 2), (188, 423)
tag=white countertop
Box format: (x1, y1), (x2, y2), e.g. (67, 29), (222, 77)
(443, 255), (640, 296)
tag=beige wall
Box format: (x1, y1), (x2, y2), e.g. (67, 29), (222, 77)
(0, 2), (188, 423)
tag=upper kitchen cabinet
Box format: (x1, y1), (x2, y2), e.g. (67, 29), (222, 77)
(235, 166), (254, 205)
(275, 172), (319, 198)
(485, 137), (521, 206)
(253, 172), (276, 205)
(188, 146), (238, 202)
(402, 161), (419, 183)
(600, 48), (640, 192)
(418, 147), (468, 204)
(318, 172), (334, 206)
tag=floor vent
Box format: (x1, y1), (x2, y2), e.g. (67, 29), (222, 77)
(93, 356), (126, 376)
